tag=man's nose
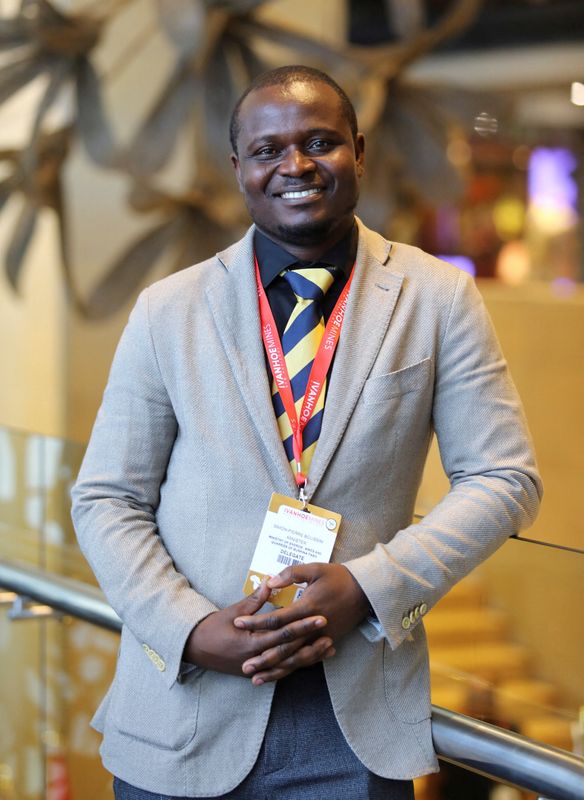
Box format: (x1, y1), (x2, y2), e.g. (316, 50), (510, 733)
(279, 147), (315, 176)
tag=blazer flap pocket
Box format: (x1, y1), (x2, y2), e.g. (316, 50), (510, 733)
(363, 358), (432, 405)
(109, 629), (202, 751)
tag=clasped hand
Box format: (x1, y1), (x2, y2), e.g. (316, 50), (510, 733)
(184, 563), (369, 685)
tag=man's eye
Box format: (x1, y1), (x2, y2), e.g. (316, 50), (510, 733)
(255, 146), (278, 158)
(308, 139), (332, 152)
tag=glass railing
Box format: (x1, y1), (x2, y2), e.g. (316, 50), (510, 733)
(427, 538), (583, 738)
(0, 426), (114, 798)
(417, 537), (584, 799)
(0, 587), (119, 798)
(0, 426), (90, 581)
(1, 425), (583, 798)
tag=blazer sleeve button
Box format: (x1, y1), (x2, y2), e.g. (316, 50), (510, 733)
(401, 616), (411, 630)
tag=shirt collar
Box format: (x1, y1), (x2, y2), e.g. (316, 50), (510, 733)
(254, 224), (358, 289)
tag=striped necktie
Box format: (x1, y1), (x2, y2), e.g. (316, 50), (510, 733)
(272, 267), (335, 476)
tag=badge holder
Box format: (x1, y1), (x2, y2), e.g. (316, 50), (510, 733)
(243, 492), (341, 607)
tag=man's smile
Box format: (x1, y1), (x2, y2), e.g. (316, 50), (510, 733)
(277, 187), (324, 200)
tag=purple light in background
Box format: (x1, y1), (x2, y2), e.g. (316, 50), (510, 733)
(437, 255), (476, 277)
(435, 207), (460, 252)
(528, 148), (578, 210)
(551, 276), (577, 298)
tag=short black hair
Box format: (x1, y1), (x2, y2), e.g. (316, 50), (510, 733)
(229, 65), (359, 155)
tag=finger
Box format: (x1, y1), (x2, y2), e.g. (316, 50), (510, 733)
(241, 634), (315, 675)
(235, 608), (326, 633)
(250, 639), (336, 685)
(267, 563), (320, 589)
(245, 635), (333, 679)
(234, 580), (271, 616)
(265, 615), (328, 641)
(242, 615), (328, 663)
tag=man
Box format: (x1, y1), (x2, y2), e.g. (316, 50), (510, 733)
(72, 66), (542, 799)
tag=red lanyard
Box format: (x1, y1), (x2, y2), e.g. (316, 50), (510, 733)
(255, 255), (355, 488)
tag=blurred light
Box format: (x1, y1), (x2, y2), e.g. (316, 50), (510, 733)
(551, 276), (577, 298)
(435, 207), (460, 253)
(446, 138), (472, 167)
(529, 147), (577, 210)
(437, 255), (476, 277)
(492, 197), (525, 240)
(571, 82), (584, 107)
(473, 111), (498, 137)
(528, 147), (578, 234)
(496, 241), (530, 286)
(528, 204), (578, 236)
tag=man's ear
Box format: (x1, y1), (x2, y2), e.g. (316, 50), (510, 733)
(355, 133), (365, 177)
(230, 153), (244, 193)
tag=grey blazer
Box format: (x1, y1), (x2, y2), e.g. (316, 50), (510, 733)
(72, 220), (542, 796)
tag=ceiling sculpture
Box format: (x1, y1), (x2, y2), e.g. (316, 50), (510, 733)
(0, 0), (489, 317)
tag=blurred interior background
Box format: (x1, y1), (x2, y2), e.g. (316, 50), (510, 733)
(0, 1), (582, 798)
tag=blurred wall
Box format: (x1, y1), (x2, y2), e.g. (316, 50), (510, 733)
(0, 207), (67, 435)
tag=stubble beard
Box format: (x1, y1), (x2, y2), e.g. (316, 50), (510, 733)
(272, 199), (358, 247)
(275, 217), (336, 246)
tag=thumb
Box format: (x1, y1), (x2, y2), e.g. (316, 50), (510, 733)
(236, 579), (271, 614)
(268, 564), (316, 588)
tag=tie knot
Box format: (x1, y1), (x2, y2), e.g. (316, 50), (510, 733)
(283, 267), (335, 302)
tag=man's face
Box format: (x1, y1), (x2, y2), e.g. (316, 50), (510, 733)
(231, 80), (365, 255)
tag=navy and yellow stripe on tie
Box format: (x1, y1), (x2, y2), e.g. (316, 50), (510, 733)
(272, 267), (335, 476)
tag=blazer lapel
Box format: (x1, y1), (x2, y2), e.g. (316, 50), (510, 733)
(305, 221), (404, 500)
(205, 227), (298, 495)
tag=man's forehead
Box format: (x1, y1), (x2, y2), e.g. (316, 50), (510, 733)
(240, 79), (340, 117)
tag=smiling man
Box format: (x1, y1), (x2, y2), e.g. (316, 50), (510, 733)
(72, 66), (542, 800)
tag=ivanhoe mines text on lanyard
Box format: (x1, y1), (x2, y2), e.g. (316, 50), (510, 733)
(255, 255), (356, 499)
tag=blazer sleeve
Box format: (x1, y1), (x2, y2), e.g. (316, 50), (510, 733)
(345, 269), (543, 650)
(71, 290), (218, 688)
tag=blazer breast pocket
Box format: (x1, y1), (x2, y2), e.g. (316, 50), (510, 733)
(362, 358), (432, 406)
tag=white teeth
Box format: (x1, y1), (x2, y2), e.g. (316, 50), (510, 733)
(280, 188), (321, 199)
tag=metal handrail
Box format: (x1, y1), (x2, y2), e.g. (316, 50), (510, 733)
(433, 706), (584, 799)
(0, 558), (121, 632)
(1, 558), (584, 799)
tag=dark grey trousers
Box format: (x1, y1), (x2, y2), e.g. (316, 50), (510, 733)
(113, 664), (414, 800)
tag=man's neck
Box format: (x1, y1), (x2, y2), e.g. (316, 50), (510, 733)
(255, 219), (356, 262)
